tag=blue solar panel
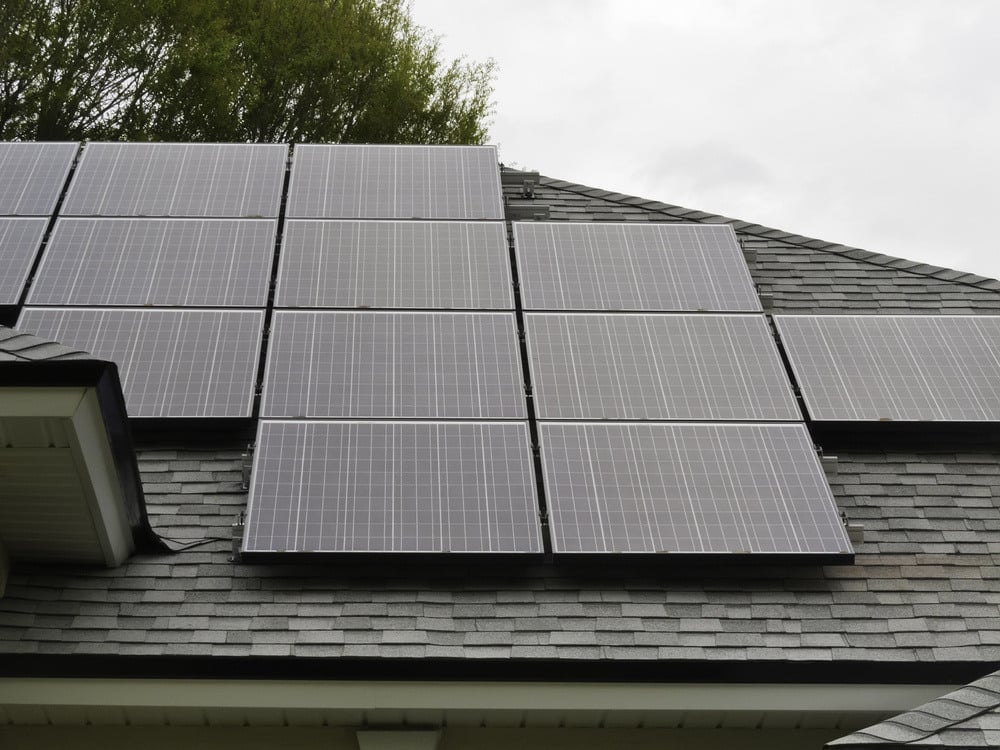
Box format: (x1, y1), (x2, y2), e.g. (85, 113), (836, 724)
(540, 422), (852, 557)
(61, 142), (287, 217)
(17, 307), (264, 418)
(0, 218), (48, 305)
(287, 145), (503, 219)
(0, 142), (78, 215)
(243, 420), (542, 554)
(30, 218), (276, 306)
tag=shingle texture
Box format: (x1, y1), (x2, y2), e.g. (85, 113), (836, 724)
(2, 175), (1000, 670)
(828, 670), (1000, 747)
(2, 445), (999, 662)
(0, 325), (94, 363)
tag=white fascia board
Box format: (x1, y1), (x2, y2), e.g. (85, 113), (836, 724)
(0, 386), (134, 567)
(67, 389), (134, 566)
(0, 678), (957, 715)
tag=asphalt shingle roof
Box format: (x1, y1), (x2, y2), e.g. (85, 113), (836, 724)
(827, 669), (1000, 747)
(1, 176), (999, 706)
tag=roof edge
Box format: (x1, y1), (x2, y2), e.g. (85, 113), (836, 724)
(1, 654), (996, 686)
(536, 175), (1000, 293)
(827, 668), (1000, 749)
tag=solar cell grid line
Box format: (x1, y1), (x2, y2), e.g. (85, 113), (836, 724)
(276, 220), (513, 309)
(525, 313), (800, 421)
(29, 218), (277, 307)
(775, 315), (1000, 422)
(513, 222), (761, 312)
(286, 144), (504, 219)
(539, 422), (852, 556)
(0, 142), (78, 215)
(262, 311), (527, 419)
(242, 420), (543, 554)
(16, 307), (264, 418)
(60, 142), (287, 217)
(0, 218), (48, 305)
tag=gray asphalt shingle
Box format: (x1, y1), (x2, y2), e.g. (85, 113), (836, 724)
(1, 173), (999, 682)
(828, 669), (1000, 747)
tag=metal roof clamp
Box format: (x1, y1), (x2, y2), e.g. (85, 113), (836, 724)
(231, 512), (245, 563)
(241, 444), (254, 490)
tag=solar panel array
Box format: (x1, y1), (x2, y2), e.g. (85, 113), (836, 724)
(526, 313), (799, 420)
(0, 218), (48, 305)
(0, 138), (859, 561)
(30, 218), (277, 306)
(61, 142), (287, 218)
(514, 222), (761, 312)
(510, 221), (850, 559)
(286, 145), (504, 219)
(17, 308), (263, 418)
(775, 315), (1000, 422)
(244, 421), (541, 554)
(276, 220), (513, 309)
(7, 142), (284, 417)
(0, 143), (78, 306)
(243, 144), (538, 555)
(540, 422), (851, 555)
(0, 142), (78, 215)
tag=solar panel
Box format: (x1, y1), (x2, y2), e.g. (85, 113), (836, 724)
(286, 145), (503, 219)
(514, 222), (761, 312)
(60, 142), (287, 217)
(17, 307), (263, 418)
(276, 220), (513, 309)
(0, 218), (48, 305)
(29, 218), (277, 307)
(243, 420), (542, 554)
(0, 142), (78, 215)
(775, 315), (1000, 422)
(540, 422), (852, 556)
(262, 311), (526, 418)
(526, 313), (800, 421)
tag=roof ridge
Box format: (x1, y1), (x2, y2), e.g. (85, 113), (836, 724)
(539, 176), (1000, 295)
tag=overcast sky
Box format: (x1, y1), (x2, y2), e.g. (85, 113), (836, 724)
(412, 0), (1000, 281)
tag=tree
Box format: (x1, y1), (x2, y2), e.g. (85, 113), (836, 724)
(0, 0), (495, 144)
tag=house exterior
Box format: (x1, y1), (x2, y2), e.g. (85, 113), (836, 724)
(1, 142), (999, 750)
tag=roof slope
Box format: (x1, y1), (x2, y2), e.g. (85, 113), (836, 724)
(828, 669), (1000, 747)
(1, 176), (999, 679)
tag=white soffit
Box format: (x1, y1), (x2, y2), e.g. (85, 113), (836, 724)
(0, 387), (134, 567)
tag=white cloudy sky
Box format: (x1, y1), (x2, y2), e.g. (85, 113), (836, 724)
(412, 0), (1000, 280)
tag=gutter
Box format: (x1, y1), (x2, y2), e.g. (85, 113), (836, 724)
(0, 675), (959, 719)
